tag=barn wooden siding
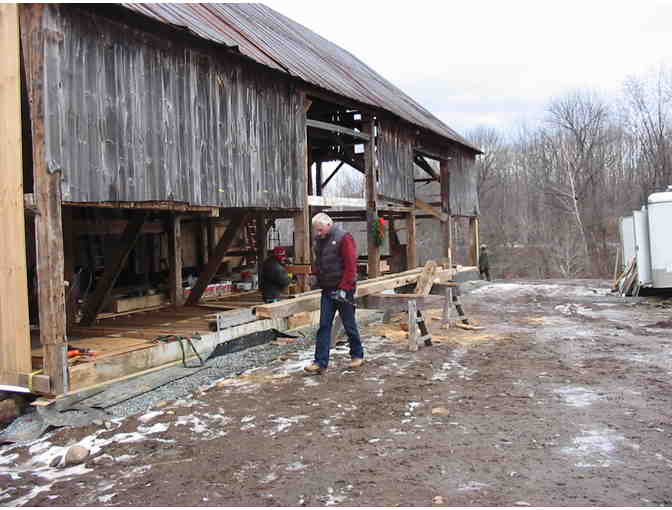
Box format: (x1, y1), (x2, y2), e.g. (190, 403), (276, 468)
(39, 6), (306, 208)
(449, 150), (479, 216)
(376, 119), (415, 203)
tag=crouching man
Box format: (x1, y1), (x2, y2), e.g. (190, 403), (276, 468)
(304, 213), (363, 374)
(261, 247), (290, 303)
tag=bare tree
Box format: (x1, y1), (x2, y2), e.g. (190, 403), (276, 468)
(622, 64), (672, 197)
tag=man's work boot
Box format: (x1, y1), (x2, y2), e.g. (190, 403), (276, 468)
(304, 362), (325, 374)
(349, 358), (364, 369)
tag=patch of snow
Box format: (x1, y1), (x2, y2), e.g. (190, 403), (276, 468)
(320, 486), (348, 506)
(137, 410), (164, 423)
(457, 481), (489, 492)
(555, 386), (602, 407)
(260, 471), (278, 483)
(286, 461), (306, 472)
(99, 493), (116, 503)
(471, 282), (608, 299)
(0, 453), (19, 465)
(266, 415), (308, 436)
(561, 428), (625, 467)
(555, 303), (592, 316)
(138, 422), (169, 434)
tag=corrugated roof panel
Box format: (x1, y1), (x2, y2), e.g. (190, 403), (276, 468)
(120, 2), (479, 152)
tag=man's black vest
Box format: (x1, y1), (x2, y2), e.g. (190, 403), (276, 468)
(314, 226), (347, 289)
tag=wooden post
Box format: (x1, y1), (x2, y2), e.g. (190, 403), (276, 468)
(21, 4), (69, 394)
(406, 211), (417, 270)
(0, 3), (32, 380)
(80, 212), (148, 326)
(408, 299), (418, 352)
(199, 218), (209, 268)
(168, 213), (183, 308)
(294, 94), (312, 293)
(469, 216), (479, 267)
(365, 117), (380, 278)
(439, 157), (452, 267)
(256, 211), (267, 290)
(442, 286), (452, 327)
(315, 159), (323, 196)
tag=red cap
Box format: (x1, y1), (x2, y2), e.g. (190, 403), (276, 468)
(272, 247), (286, 258)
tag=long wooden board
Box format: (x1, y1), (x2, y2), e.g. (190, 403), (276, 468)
(0, 4), (31, 379)
(254, 267), (456, 319)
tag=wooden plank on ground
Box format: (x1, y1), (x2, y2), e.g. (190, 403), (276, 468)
(0, 4), (31, 378)
(110, 294), (166, 313)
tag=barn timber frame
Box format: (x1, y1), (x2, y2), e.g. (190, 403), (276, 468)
(0, 4), (481, 397)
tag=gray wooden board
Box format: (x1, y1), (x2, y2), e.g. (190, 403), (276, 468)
(217, 308), (257, 329)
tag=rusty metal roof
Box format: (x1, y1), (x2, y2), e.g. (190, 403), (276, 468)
(121, 3), (479, 153)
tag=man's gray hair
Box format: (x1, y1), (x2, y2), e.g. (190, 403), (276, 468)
(311, 212), (333, 227)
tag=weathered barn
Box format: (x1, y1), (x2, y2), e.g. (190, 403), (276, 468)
(0, 3), (481, 397)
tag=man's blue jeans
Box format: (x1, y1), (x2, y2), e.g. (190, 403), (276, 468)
(314, 289), (363, 369)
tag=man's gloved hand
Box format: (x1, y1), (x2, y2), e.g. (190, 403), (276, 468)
(330, 289), (348, 303)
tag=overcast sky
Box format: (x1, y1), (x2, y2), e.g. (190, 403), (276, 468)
(262, 0), (672, 136)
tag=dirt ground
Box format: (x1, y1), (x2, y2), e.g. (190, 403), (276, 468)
(2, 279), (672, 507)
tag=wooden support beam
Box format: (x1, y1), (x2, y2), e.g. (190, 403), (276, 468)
(80, 212), (148, 326)
(307, 195), (366, 208)
(364, 119), (380, 278)
(322, 161), (344, 189)
(185, 213), (250, 305)
(21, 4), (69, 394)
(408, 299), (418, 352)
(469, 216), (479, 267)
(295, 94), (312, 293)
(440, 158), (452, 266)
(414, 154), (440, 181)
(315, 159), (323, 196)
(256, 211), (267, 289)
(307, 118), (371, 141)
(414, 198), (448, 222)
(199, 218), (209, 268)
(71, 219), (164, 236)
(167, 213), (183, 308)
(255, 267), (454, 319)
(0, 3), (31, 380)
(406, 211), (417, 270)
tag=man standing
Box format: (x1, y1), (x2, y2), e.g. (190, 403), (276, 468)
(261, 247), (290, 303)
(304, 213), (363, 374)
(479, 244), (491, 281)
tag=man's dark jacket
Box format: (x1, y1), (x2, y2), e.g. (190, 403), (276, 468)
(261, 256), (290, 301)
(314, 226), (347, 289)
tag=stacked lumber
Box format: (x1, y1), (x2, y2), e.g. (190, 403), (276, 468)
(614, 257), (639, 296)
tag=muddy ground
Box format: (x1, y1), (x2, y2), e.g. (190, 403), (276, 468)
(2, 279), (672, 506)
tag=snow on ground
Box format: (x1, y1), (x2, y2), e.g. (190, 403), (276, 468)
(471, 282), (610, 299)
